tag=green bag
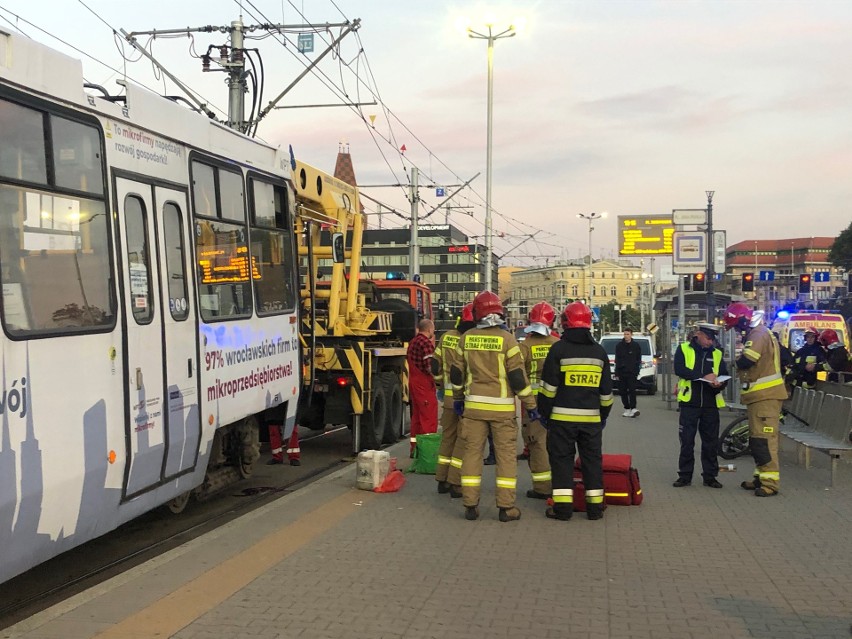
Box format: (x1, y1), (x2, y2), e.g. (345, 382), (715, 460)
(407, 433), (442, 474)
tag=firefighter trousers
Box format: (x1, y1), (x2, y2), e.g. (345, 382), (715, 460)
(521, 417), (551, 495)
(747, 399), (782, 492)
(546, 422), (603, 517)
(459, 415), (518, 508)
(269, 423), (300, 462)
(677, 404), (720, 480)
(435, 406), (463, 486)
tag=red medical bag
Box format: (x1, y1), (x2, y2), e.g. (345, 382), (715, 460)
(572, 454), (643, 511)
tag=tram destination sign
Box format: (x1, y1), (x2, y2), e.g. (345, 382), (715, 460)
(618, 214), (675, 256)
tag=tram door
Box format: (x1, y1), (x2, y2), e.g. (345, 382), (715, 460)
(116, 178), (199, 498)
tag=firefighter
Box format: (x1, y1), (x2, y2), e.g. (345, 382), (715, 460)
(724, 302), (789, 497)
(818, 329), (852, 382)
(450, 290), (539, 522)
(519, 301), (558, 499)
(267, 422), (301, 466)
(537, 302), (613, 521)
(432, 303), (475, 497)
(672, 323), (728, 488)
(407, 319), (438, 456)
(790, 327), (826, 389)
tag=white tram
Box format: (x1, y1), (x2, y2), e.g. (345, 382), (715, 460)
(0, 32), (301, 583)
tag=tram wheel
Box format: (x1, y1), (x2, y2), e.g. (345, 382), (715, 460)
(165, 490), (192, 514)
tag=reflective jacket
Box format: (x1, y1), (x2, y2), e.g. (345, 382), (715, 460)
(450, 326), (536, 419)
(791, 342), (826, 387)
(537, 328), (614, 425)
(432, 329), (461, 408)
(675, 340), (727, 408)
(735, 324), (788, 404)
(519, 332), (559, 396)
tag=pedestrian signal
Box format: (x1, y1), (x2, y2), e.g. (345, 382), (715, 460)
(741, 272), (754, 292)
(692, 272), (706, 292)
(798, 273), (811, 294)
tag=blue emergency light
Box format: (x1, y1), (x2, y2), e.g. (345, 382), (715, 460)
(776, 310), (790, 320)
(385, 271), (406, 280)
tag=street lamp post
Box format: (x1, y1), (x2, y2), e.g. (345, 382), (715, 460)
(467, 22), (517, 292)
(577, 212), (606, 305)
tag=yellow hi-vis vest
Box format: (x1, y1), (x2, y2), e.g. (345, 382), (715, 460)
(677, 343), (725, 408)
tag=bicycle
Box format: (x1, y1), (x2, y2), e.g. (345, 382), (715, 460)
(718, 412), (750, 460)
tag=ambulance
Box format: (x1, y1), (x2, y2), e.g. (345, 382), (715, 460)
(770, 311), (850, 382)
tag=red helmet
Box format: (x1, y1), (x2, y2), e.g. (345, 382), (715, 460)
(803, 326), (820, 338)
(723, 302), (753, 330)
(561, 301), (592, 329)
(528, 301), (556, 326)
(472, 290), (503, 321)
(461, 302), (474, 323)
(818, 328), (840, 348)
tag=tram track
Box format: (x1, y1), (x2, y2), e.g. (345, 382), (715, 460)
(0, 426), (355, 629)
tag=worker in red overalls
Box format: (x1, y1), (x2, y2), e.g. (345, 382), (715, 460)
(267, 422), (301, 466)
(407, 319), (438, 456)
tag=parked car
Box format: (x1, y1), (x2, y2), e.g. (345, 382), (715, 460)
(599, 333), (658, 395)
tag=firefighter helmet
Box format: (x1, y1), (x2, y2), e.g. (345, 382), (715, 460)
(461, 302), (474, 323)
(803, 326), (819, 338)
(818, 328), (841, 348)
(561, 301), (593, 329)
(472, 290), (503, 321)
(723, 302), (753, 331)
(528, 301), (556, 326)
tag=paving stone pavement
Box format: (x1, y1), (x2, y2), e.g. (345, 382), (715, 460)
(8, 394), (851, 639)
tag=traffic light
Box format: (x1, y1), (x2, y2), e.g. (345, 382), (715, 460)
(741, 272), (755, 292)
(798, 273), (811, 294)
(847, 272), (852, 292)
(683, 275), (691, 291)
(692, 272), (706, 292)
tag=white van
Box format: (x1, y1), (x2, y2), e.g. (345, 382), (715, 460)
(599, 333), (658, 395)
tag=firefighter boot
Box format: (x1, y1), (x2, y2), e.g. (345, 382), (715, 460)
(545, 506), (572, 521)
(449, 485), (463, 498)
(586, 503), (605, 521)
(741, 476), (761, 491)
(465, 505), (480, 521)
(437, 481), (451, 494)
(498, 507), (522, 522)
(526, 489), (550, 500)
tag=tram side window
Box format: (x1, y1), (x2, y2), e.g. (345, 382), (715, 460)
(0, 97), (113, 337)
(250, 179), (296, 316)
(191, 160), (251, 322)
(162, 203), (189, 321)
(124, 195), (153, 325)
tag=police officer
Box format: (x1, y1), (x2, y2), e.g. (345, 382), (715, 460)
(673, 323), (728, 488)
(790, 327), (826, 389)
(724, 302), (789, 497)
(450, 291), (538, 522)
(519, 301), (558, 500)
(538, 302), (613, 521)
(432, 303), (475, 497)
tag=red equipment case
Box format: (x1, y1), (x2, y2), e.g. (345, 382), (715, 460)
(572, 454), (643, 511)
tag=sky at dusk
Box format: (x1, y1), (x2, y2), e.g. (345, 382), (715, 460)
(2, 0), (850, 268)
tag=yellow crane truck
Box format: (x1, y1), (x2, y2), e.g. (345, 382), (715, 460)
(292, 160), (428, 451)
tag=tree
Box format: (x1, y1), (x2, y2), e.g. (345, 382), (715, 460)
(828, 221), (852, 270)
(598, 301), (641, 334)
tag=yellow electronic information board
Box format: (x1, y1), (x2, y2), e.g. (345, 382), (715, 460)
(618, 214), (675, 255)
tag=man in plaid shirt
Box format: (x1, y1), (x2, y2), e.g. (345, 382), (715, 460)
(407, 319), (438, 455)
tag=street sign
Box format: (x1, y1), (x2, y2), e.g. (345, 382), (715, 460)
(591, 307), (600, 323)
(617, 214), (675, 256)
(671, 319), (679, 329)
(813, 271), (830, 282)
(436, 187), (445, 197)
(712, 230), (726, 274)
(672, 231), (706, 274)
(298, 33), (314, 53)
(759, 270), (775, 281)
(672, 209), (707, 225)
